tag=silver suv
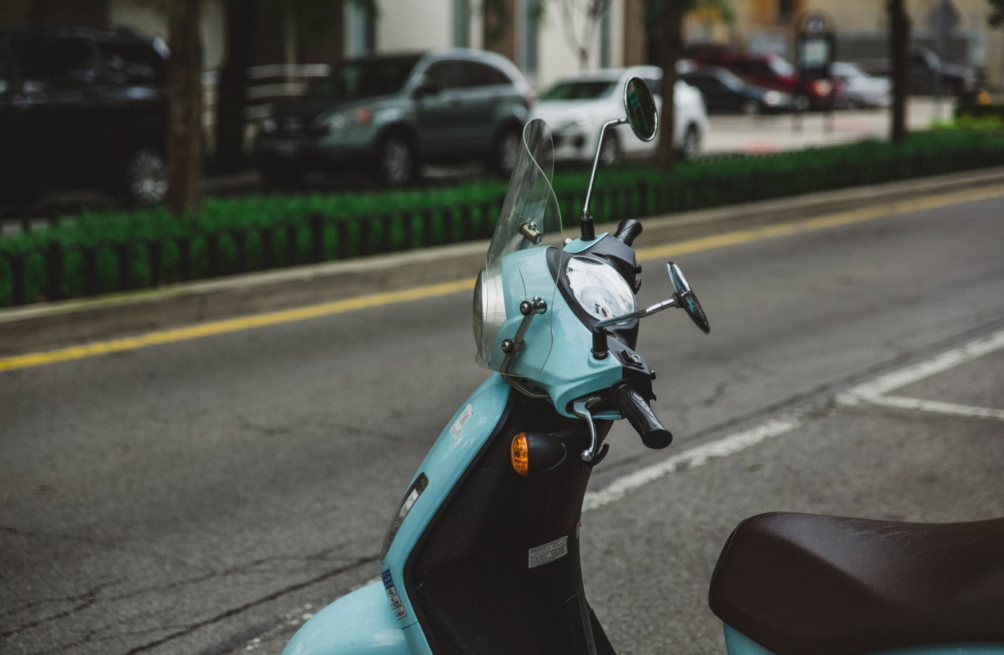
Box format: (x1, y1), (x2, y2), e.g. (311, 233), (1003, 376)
(254, 48), (533, 187)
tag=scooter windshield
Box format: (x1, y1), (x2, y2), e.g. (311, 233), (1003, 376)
(474, 119), (563, 378)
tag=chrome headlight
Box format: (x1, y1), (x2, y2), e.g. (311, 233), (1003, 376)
(763, 91), (782, 106)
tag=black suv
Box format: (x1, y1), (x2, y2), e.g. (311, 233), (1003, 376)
(254, 48), (534, 187)
(0, 26), (169, 208)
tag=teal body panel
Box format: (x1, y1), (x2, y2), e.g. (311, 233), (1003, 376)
(280, 582), (409, 655)
(563, 233), (610, 254)
(379, 373), (513, 653)
(723, 624), (1004, 655)
(490, 245), (626, 418)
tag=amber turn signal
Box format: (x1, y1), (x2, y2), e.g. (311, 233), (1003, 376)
(512, 433), (530, 476)
(511, 432), (567, 476)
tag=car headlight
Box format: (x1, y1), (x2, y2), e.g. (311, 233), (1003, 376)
(318, 107), (373, 132)
(261, 117), (277, 134)
(763, 91), (782, 106)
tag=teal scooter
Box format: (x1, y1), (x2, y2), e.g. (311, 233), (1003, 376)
(281, 79), (1004, 655)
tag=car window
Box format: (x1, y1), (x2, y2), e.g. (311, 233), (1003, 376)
(309, 55), (420, 99)
(539, 80), (616, 101)
(766, 54), (795, 77)
(462, 61), (511, 87)
(99, 41), (166, 85)
(424, 60), (465, 90)
(9, 36), (98, 87)
(642, 77), (661, 95)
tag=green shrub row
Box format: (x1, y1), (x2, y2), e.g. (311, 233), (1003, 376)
(2, 130), (1003, 308)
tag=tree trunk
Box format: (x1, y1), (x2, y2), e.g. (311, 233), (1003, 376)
(656, 0), (683, 169)
(216, 0), (257, 172)
(889, 0), (910, 144)
(166, 0), (204, 217)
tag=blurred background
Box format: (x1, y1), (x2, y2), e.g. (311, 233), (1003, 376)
(1, 0), (1002, 220)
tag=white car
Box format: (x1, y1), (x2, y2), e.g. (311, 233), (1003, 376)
(831, 62), (891, 109)
(530, 66), (709, 165)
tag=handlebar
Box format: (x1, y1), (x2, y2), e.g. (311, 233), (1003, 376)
(613, 383), (672, 450)
(614, 219), (643, 247)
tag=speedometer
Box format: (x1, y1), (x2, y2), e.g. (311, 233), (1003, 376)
(566, 256), (637, 320)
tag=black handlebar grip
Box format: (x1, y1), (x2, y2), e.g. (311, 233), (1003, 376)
(614, 384), (673, 450)
(614, 219), (643, 247)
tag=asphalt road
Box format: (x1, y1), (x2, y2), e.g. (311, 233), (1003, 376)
(2, 190), (1003, 655)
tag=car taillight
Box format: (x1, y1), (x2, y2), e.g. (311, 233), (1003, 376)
(812, 79), (833, 97)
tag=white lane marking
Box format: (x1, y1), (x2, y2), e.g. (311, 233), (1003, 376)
(837, 329), (1004, 405)
(582, 416), (801, 512)
(867, 395), (1004, 421)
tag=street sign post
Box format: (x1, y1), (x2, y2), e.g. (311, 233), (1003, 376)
(794, 12), (836, 132)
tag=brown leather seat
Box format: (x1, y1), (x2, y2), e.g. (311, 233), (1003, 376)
(708, 513), (1004, 655)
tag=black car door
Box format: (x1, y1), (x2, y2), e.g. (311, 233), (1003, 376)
(7, 35), (103, 194)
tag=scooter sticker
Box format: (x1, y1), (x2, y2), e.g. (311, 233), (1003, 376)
(382, 569), (407, 619)
(450, 404), (474, 439)
(528, 535), (568, 568)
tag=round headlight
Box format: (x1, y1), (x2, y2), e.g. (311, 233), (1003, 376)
(566, 256), (636, 321)
(763, 90), (782, 106)
(473, 269), (485, 348)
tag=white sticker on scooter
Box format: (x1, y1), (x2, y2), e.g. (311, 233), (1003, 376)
(450, 404), (474, 439)
(528, 536), (568, 568)
(382, 569), (407, 620)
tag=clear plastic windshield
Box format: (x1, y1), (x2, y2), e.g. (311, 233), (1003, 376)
(474, 119), (563, 378)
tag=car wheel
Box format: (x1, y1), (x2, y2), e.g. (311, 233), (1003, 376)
(741, 100), (760, 116)
(598, 132), (621, 167)
(125, 149), (168, 207)
(795, 95), (811, 112)
(680, 125), (702, 162)
(493, 126), (522, 176)
(379, 134), (415, 187)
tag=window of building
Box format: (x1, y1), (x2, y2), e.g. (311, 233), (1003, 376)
(453, 0), (471, 48)
(599, 5), (611, 68)
(777, 0), (797, 23)
(521, 0), (539, 76)
(349, 3), (375, 57)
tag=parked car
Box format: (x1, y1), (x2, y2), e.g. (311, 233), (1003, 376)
(0, 25), (170, 208)
(680, 66), (793, 115)
(906, 47), (976, 95)
(253, 49), (533, 187)
(529, 66), (708, 165)
(830, 62), (891, 109)
(689, 48), (833, 110)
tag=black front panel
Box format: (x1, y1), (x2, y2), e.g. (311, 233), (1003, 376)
(405, 392), (616, 655)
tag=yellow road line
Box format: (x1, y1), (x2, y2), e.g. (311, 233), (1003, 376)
(2, 184), (1003, 373)
(0, 279), (475, 372)
(635, 184), (1004, 262)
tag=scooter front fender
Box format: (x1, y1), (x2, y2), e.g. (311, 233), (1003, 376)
(281, 582), (411, 655)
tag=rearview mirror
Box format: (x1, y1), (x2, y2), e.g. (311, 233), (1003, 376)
(624, 76), (658, 142)
(668, 262), (710, 334)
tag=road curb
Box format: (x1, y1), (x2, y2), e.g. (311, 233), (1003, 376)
(3, 166), (1004, 355)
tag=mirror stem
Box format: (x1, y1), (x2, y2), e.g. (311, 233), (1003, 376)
(591, 297), (678, 359)
(581, 118), (628, 241)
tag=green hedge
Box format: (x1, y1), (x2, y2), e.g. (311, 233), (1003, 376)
(2, 130), (1003, 308)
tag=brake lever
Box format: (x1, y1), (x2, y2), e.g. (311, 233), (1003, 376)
(573, 397), (609, 466)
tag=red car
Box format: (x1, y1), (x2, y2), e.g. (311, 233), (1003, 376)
(689, 48), (832, 110)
